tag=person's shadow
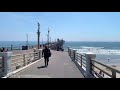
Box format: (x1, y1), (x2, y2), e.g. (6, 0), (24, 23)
(37, 65), (46, 69)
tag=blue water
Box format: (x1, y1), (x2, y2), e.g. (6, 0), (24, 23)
(63, 41), (120, 65)
(0, 41), (47, 48)
(1, 41), (120, 50)
(63, 41), (120, 50)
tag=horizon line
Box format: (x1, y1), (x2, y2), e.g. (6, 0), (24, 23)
(1, 40), (120, 42)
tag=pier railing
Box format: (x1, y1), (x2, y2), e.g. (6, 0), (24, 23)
(0, 57), (4, 77)
(0, 49), (42, 77)
(68, 47), (120, 78)
(11, 50), (42, 72)
(90, 59), (120, 78)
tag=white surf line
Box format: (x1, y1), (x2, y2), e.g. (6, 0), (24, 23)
(2, 58), (44, 78)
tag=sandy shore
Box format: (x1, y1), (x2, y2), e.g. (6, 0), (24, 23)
(93, 63), (120, 78)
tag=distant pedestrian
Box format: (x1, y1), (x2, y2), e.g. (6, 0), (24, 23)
(108, 58), (110, 62)
(42, 45), (51, 67)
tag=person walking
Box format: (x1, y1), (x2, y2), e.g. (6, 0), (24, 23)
(42, 45), (51, 67)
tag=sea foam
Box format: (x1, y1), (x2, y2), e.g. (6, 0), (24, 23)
(77, 46), (120, 55)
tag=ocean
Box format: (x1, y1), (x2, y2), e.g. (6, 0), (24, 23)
(0, 41), (47, 50)
(63, 41), (120, 65)
(1, 41), (120, 65)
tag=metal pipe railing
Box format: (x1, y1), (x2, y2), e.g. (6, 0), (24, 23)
(68, 47), (120, 78)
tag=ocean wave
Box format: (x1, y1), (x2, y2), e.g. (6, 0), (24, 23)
(80, 46), (104, 49)
(77, 48), (120, 55)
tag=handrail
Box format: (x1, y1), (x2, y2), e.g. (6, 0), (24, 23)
(11, 51), (39, 57)
(10, 50), (41, 72)
(68, 47), (120, 78)
(91, 59), (120, 74)
(91, 63), (112, 77)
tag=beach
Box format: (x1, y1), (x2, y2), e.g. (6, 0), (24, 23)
(93, 63), (120, 78)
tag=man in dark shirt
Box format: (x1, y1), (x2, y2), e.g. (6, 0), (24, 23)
(42, 45), (51, 67)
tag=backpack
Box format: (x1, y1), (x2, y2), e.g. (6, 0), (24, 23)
(49, 52), (51, 57)
(48, 49), (51, 57)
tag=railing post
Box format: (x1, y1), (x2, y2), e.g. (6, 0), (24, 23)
(38, 50), (40, 59)
(71, 49), (73, 60)
(85, 52), (96, 78)
(69, 48), (71, 57)
(112, 70), (116, 78)
(23, 54), (26, 66)
(33, 49), (36, 60)
(69, 48), (71, 56)
(70, 49), (72, 59)
(68, 46), (70, 55)
(81, 55), (82, 67)
(11, 45), (13, 51)
(70, 48), (72, 58)
(38, 49), (42, 59)
(40, 49), (42, 58)
(73, 49), (77, 61)
(0, 52), (12, 77)
(36, 51), (39, 60)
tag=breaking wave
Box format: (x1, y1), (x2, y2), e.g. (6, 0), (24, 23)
(77, 46), (120, 55)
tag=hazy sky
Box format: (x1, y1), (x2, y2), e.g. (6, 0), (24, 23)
(0, 12), (120, 42)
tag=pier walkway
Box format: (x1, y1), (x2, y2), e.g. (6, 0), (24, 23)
(9, 50), (84, 78)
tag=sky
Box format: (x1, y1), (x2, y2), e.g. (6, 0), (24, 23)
(0, 12), (120, 42)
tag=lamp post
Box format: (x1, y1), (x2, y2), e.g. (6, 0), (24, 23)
(48, 27), (50, 48)
(26, 34), (28, 49)
(37, 22), (40, 49)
